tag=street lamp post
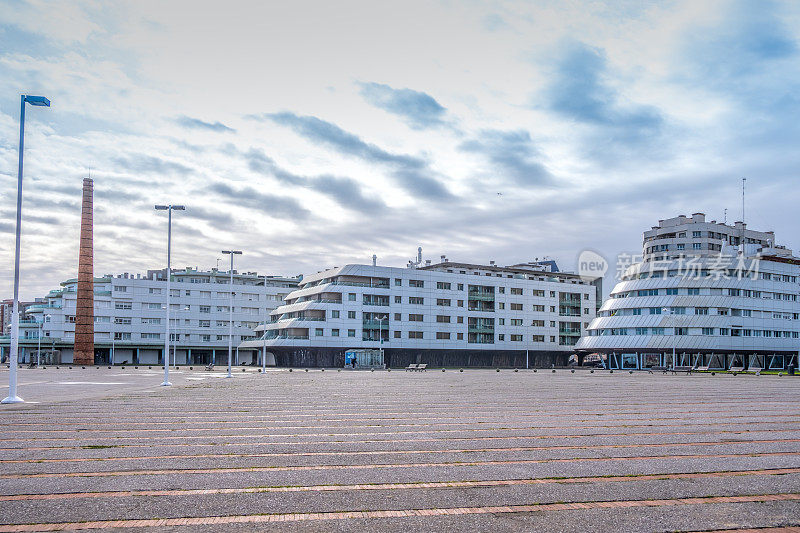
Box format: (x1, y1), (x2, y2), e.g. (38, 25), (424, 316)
(3, 95), (50, 405)
(155, 204), (185, 387)
(222, 250), (242, 378)
(262, 275), (269, 374)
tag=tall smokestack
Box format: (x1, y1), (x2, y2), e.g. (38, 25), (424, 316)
(73, 178), (94, 365)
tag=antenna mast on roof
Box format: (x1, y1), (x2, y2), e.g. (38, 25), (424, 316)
(742, 177), (746, 225)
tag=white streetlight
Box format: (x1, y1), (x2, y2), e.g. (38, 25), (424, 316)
(222, 250), (242, 378)
(3, 95), (50, 405)
(262, 275), (269, 374)
(155, 204), (185, 387)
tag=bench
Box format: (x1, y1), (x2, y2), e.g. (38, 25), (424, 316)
(416, 364), (427, 372)
(205, 363), (214, 371)
(405, 364), (419, 371)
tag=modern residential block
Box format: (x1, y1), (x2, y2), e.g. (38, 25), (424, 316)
(239, 259), (599, 368)
(576, 213), (800, 371)
(1, 268), (298, 365)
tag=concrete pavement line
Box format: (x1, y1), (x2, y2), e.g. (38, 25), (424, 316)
(1, 467), (797, 502)
(13, 428), (798, 452)
(2, 419), (797, 443)
(3, 438), (798, 465)
(1, 493), (798, 531)
(4, 451), (798, 479)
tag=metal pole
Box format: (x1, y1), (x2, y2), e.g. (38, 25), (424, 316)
(526, 349), (529, 369)
(162, 208), (172, 386)
(262, 276), (267, 374)
(227, 254), (233, 378)
(3, 96), (27, 403)
(37, 320), (41, 367)
(111, 335), (114, 366)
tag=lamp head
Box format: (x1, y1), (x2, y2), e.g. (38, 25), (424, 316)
(24, 95), (50, 107)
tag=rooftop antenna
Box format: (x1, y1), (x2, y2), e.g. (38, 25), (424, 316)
(741, 177), (746, 225)
(372, 254), (377, 266)
(723, 208), (727, 225)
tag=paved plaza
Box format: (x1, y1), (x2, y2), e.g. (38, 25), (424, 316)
(0, 366), (798, 532)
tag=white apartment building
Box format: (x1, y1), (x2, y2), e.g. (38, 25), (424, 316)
(239, 259), (599, 368)
(1, 267), (298, 365)
(576, 213), (800, 371)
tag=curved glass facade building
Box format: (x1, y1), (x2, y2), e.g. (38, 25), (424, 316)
(576, 213), (799, 371)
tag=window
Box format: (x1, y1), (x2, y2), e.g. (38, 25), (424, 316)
(666, 288), (678, 295)
(550, 336), (556, 342)
(436, 315), (450, 323)
(200, 291), (211, 298)
(348, 311), (356, 319)
(532, 335), (545, 342)
(114, 285), (127, 292)
(114, 301), (132, 310)
(702, 328), (714, 335)
(457, 283), (464, 290)
(457, 332), (464, 340)
(409, 314), (423, 322)
(550, 306), (556, 313)
(141, 333), (160, 340)
(718, 308), (729, 316)
(532, 290), (545, 297)
(199, 320), (210, 327)
(510, 288), (523, 295)
(408, 331), (423, 339)
(315, 328), (323, 336)
(147, 303), (162, 310)
(436, 298), (451, 306)
(331, 310), (340, 318)
(114, 317), (131, 325)
(457, 300), (464, 307)
(149, 288), (162, 294)
(676, 243), (685, 250)
(201, 334), (211, 342)
(169, 333), (181, 342)
(331, 329), (339, 337)
(510, 303), (523, 311)
(695, 307), (709, 315)
(436, 282), (451, 290)
(532, 305), (545, 312)
(436, 332), (450, 340)
(409, 297), (424, 305)
(692, 243), (702, 250)
(692, 231), (701, 238)
(687, 288), (700, 295)
(584, 308), (589, 314)
(719, 328), (729, 336)
(457, 316), (464, 323)
(498, 287), (505, 294)
(395, 278), (402, 286)
(216, 320), (229, 327)
(637, 289), (658, 296)
(635, 327), (648, 335)
(498, 302), (505, 310)
(498, 334), (505, 341)
(649, 307), (662, 315)
(199, 305), (211, 314)
(498, 318), (505, 325)
(409, 280), (424, 288)
(113, 332), (131, 340)
(393, 313), (401, 321)
(141, 318), (161, 325)
(395, 296), (402, 304)
(510, 319), (523, 326)
(348, 293), (356, 301)
(510, 334), (523, 341)
(348, 329), (356, 337)
(531, 320), (544, 327)
(217, 306), (230, 313)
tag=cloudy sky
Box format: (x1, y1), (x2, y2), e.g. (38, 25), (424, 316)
(1, 0), (799, 299)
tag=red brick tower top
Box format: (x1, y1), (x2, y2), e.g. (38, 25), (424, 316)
(73, 178), (94, 365)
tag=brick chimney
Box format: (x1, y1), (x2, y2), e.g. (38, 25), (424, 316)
(73, 178), (94, 365)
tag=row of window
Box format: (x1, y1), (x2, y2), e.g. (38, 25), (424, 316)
(629, 270), (796, 283)
(601, 307), (798, 319)
(592, 327), (799, 338)
(302, 327), (560, 343)
(111, 286), (275, 299)
(106, 332), (242, 341)
(645, 230), (766, 244)
(616, 288), (797, 300)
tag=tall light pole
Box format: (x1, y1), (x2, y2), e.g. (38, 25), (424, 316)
(3, 95), (50, 404)
(155, 204), (185, 387)
(262, 275), (268, 374)
(222, 250), (242, 378)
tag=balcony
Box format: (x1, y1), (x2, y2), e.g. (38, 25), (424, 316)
(467, 293), (495, 301)
(468, 326), (494, 333)
(362, 320), (389, 329)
